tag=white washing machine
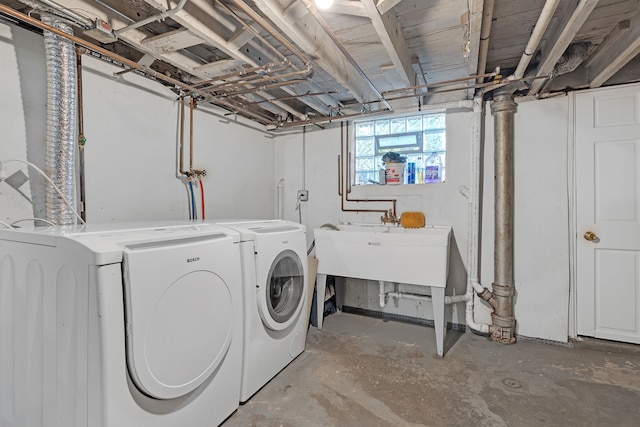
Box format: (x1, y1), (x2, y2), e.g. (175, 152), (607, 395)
(0, 221), (243, 426)
(216, 220), (308, 402)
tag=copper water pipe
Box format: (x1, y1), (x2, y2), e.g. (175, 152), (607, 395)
(192, 61), (286, 88)
(189, 97), (195, 172)
(226, 0), (311, 69)
(337, 122), (396, 217)
(205, 66), (312, 93)
(381, 72), (499, 96)
(338, 155), (343, 196)
(279, 108), (390, 128)
(382, 76), (550, 103)
(214, 79), (307, 97)
(247, 91), (338, 106)
(178, 97), (189, 175)
(0, 4), (277, 127)
(193, 62), (290, 89)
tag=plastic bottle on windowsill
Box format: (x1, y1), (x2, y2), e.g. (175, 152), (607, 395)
(424, 153), (443, 183)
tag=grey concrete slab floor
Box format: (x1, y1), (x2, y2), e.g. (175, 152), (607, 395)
(222, 312), (640, 426)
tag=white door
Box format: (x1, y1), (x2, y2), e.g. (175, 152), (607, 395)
(576, 84), (640, 344)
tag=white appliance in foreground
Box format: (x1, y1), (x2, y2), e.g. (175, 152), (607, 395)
(216, 220), (308, 402)
(0, 222), (243, 427)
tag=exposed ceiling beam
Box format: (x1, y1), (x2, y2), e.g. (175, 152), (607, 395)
(466, 0), (484, 98)
(476, 0), (494, 84)
(215, 0), (337, 115)
(141, 28), (206, 53)
(582, 20), (630, 69)
(113, 9), (302, 119)
(362, 0), (414, 86)
(252, 0), (384, 104)
(142, 0), (253, 64)
(587, 14), (640, 88)
(527, 0), (600, 96)
(376, 0), (402, 15)
(139, 0), (317, 120)
(329, 0), (367, 17)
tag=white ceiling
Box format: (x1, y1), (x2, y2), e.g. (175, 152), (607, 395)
(2, 0), (639, 128)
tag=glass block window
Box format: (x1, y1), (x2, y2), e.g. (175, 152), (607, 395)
(353, 112), (446, 185)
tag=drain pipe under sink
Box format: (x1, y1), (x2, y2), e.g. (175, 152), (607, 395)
(379, 282), (467, 307)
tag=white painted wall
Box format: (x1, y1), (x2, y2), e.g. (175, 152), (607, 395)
(0, 20), (619, 344)
(0, 22), (47, 222)
(279, 98), (572, 342)
(1, 22), (275, 225)
(278, 111), (475, 326)
(483, 97), (571, 342)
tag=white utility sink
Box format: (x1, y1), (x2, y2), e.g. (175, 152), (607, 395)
(313, 223), (452, 357)
(314, 224), (451, 287)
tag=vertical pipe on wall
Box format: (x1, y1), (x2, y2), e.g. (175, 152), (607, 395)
(76, 48), (86, 222)
(42, 15), (77, 226)
(489, 90), (517, 343)
(466, 98), (491, 333)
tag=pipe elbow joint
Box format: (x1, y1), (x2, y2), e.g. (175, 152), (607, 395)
(478, 288), (497, 308)
(478, 288), (493, 301)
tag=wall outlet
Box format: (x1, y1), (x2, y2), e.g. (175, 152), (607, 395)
(297, 190), (309, 202)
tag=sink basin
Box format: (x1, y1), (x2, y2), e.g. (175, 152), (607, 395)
(314, 223), (451, 287)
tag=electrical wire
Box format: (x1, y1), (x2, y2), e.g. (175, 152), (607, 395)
(199, 179), (205, 220)
(1, 159), (85, 224)
(10, 218), (57, 227)
(0, 219), (12, 229)
(189, 181), (196, 220)
(186, 182), (193, 220)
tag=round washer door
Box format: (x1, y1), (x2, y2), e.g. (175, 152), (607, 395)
(257, 249), (305, 331)
(123, 242), (234, 399)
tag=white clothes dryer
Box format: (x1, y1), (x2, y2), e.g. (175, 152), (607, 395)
(0, 222), (243, 427)
(216, 220), (308, 402)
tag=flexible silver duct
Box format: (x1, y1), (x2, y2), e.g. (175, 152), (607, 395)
(42, 15), (77, 225)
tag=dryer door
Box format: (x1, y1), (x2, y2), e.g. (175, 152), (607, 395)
(257, 249), (305, 331)
(122, 234), (235, 399)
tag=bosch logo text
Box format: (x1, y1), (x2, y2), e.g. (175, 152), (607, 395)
(187, 257), (200, 263)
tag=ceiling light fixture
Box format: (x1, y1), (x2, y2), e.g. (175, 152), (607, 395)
(314, 0), (334, 10)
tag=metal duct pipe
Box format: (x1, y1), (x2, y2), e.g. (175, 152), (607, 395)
(42, 15), (77, 226)
(487, 90), (517, 344)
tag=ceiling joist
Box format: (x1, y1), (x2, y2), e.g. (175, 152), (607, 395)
(586, 15), (640, 88)
(329, 0), (367, 17)
(527, 0), (600, 96)
(466, 0), (484, 97)
(376, 0), (402, 16)
(362, 0), (413, 86)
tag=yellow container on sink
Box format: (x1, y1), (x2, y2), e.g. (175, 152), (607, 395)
(401, 212), (425, 228)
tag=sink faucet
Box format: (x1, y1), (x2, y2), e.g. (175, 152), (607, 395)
(381, 209), (399, 225)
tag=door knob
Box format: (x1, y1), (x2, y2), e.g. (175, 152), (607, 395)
(584, 231), (598, 241)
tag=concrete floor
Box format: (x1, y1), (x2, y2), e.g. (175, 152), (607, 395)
(223, 312), (640, 426)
